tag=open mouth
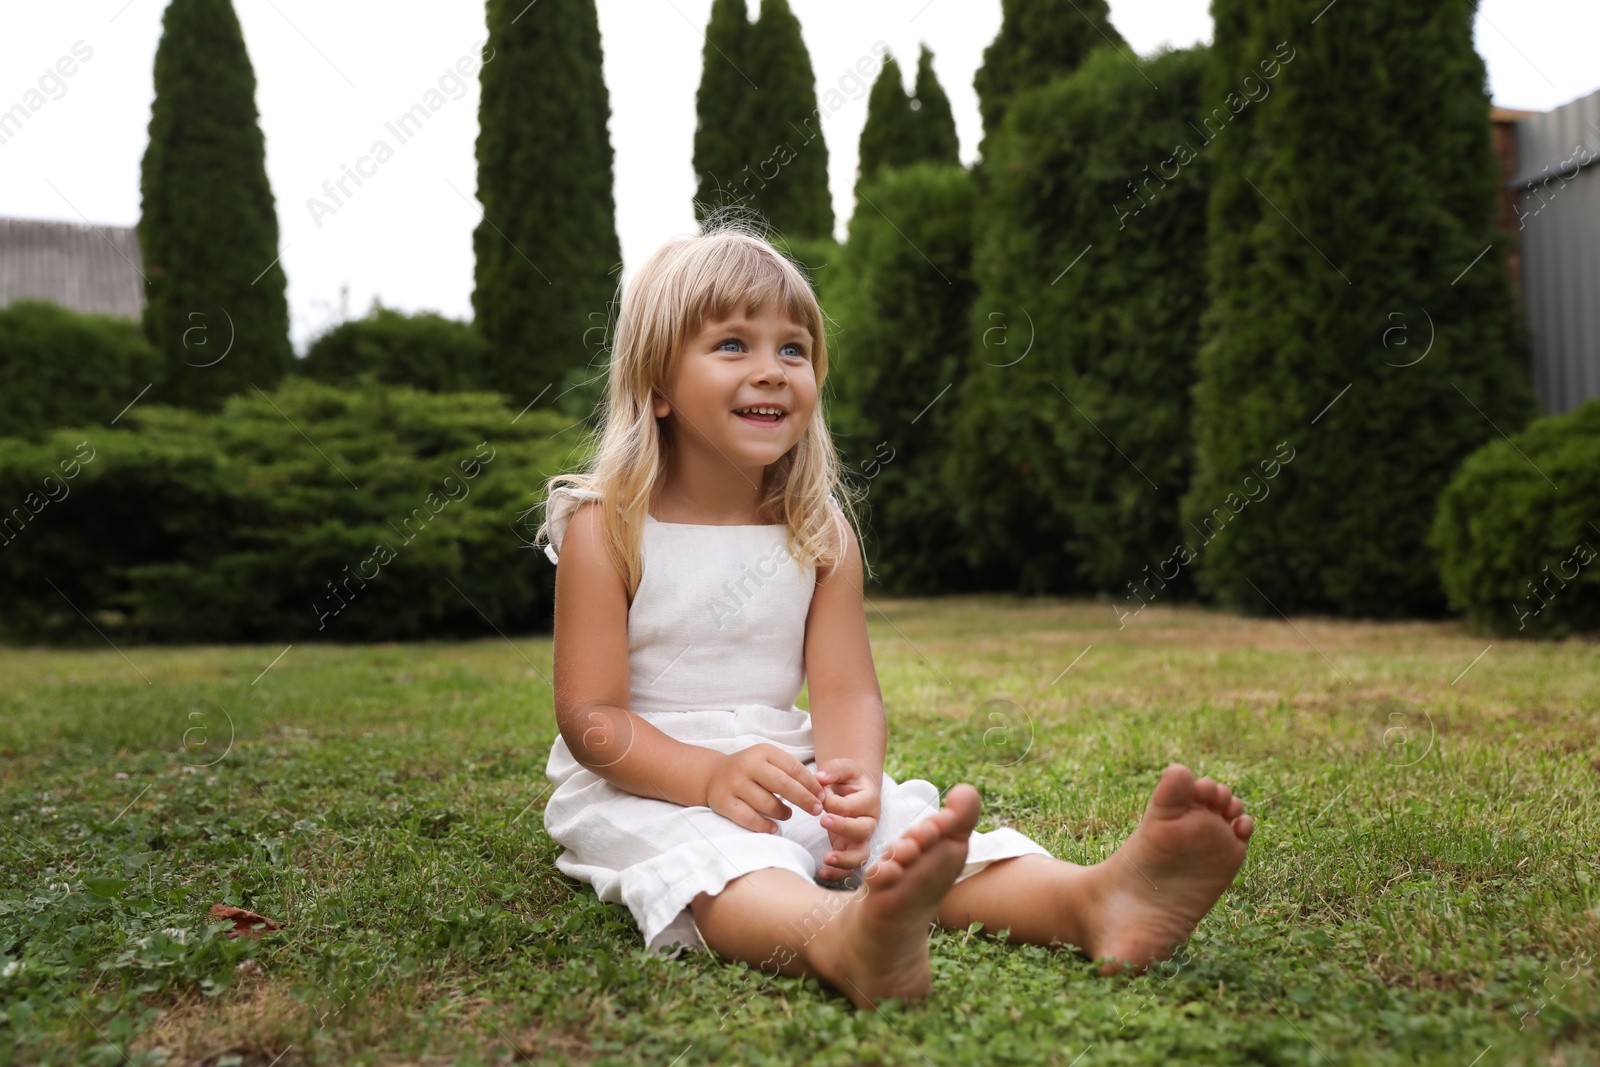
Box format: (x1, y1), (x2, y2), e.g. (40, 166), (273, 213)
(732, 407), (787, 426)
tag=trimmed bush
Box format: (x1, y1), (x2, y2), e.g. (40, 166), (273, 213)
(0, 300), (166, 441)
(828, 162), (978, 593)
(296, 306), (495, 395)
(1183, 0), (1538, 618)
(858, 53), (920, 184)
(743, 0), (834, 240)
(474, 0), (621, 402)
(0, 375), (576, 645)
(1430, 398), (1600, 638)
(693, 0), (759, 219)
(908, 45), (959, 169)
(139, 0), (294, 409)
(857, 46), (961, 187)
(974, 0), (1123, 163)
(948, 45), (1211, 596)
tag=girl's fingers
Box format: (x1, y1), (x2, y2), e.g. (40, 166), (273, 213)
(824, 839), (870, 870)
(759, 762), (825, 816)
(725, 796), (777, 835)
(740, 781), (792, 823)
(822, 788), (879, 817)
(819, 812), (875, 841)
(776, 754), (825, 798)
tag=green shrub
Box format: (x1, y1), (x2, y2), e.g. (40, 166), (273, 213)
(858, 53), (920, 184)
(973, 0), (1124, 163)
(474, 0), (621, 398)
(828, 162), (978, 593)
(740, 0), (834, 240)
(0, 375), (576, 645)
(948, 44), (1211, 595)
(1183, 0), (1537, 617)
(0, 300), (166, 441)
(139, 0), (294, 409)
(297, 306), (495, 394)
(1430, 398), (1600, 638)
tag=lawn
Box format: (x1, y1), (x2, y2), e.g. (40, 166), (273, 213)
(2, 596), (1596, 1066)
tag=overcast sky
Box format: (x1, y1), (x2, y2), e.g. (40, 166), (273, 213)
(3, 1), (1596, 354)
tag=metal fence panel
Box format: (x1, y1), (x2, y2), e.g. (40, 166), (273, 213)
(1512, 89), (1600, 415)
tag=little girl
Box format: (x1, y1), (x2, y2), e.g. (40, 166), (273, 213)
(536, 221), (1254, 1009)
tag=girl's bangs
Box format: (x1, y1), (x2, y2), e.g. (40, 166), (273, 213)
(685, 238), (819, 342)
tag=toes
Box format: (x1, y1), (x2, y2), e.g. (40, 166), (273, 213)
(1225, 796), (1245, 822)
(885, 833), (928, 869)
(1193, 777), (1218, 808)
(1147, 764), (1196, 819)
(1211, 783), (1234, 814)
(899, 817), (944, 855)
(943, 784), (982, 837)
(864, 854), (903, 886)
(1232, 814), (1255, 840)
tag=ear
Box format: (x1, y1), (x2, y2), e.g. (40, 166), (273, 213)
(652, 391), (671, 419)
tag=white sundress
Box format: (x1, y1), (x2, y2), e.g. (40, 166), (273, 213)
(539, 485), (1052, 954)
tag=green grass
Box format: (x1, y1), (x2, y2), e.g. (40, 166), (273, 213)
(1, 596), (1597, 1065)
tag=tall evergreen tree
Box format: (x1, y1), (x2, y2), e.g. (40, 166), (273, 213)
(692, 0), (755, 220)
(138, 0), (292, 410)
(743, 0), (834, 239)
(690, 0), (832, 239)
(973, 0), (1125, 164)
(948, 45), (1212, 596)
(1183, 0), (1538, 617)
(909, 45), (960, 167)
(473, 0), (621, 404)
(857, 53), (920, 183)
(858, 47), (959, 186)
(830, 163), (978, 594)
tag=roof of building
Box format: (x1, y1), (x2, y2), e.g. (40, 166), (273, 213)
(1508, 88), (1600, 190)
(0, 216), (146, 320)
(1492, 105), (1542, 123)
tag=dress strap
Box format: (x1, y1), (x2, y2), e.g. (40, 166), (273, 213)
(543, 485), (602, 565)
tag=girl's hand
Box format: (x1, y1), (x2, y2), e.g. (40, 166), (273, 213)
(706, 743), (826, 834)
(813, 758), (882, 882)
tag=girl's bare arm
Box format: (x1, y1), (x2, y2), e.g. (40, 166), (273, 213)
(803, 518), (887, 776)
(552, 501), (723, 807)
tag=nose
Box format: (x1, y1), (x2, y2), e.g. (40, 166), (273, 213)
(749, 347), (788, 385)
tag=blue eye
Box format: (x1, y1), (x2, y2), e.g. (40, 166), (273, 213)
(716, 338), (809, 359)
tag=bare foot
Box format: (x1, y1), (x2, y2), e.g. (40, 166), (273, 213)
(810, 783), (982, 1008)
(1079, 764), (1253, 975)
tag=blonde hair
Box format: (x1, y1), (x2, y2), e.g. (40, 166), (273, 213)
(532, 216), (864, 600)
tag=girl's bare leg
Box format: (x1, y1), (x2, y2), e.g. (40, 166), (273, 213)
(690, 783), (983, 1009)
(935, 764), (1254, 973)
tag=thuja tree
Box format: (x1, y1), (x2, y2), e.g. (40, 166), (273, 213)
(909, 45), (960, 168)
(473, 0), (621, 405)
(744, 0), (834, 239)
(138, 0), (292, 410)
(858, 46), (960, 184)
(1183, 0), (1538, 617)
(691, 0), (832, 240)
(973, 0), (1124, 165)
(947, 45), (1212, 597)
(829, 163), (979, 594)
(858, 53), (919, 183)
(692, 0), (755, 218)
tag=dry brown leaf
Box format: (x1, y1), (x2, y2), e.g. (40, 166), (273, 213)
(209, 904), (286, 939)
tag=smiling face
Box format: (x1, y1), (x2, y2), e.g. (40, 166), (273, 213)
(652, 302), (819, 486)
